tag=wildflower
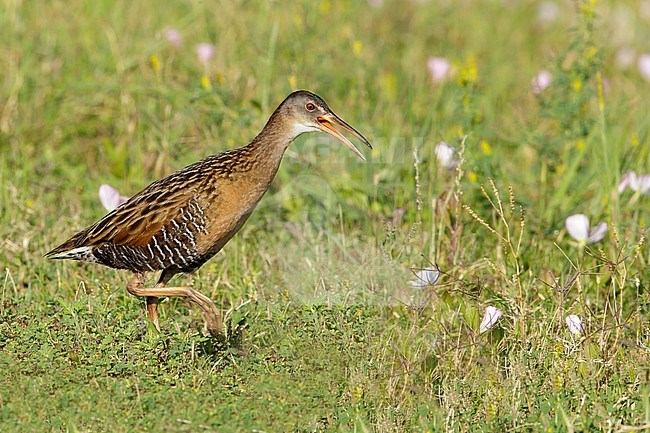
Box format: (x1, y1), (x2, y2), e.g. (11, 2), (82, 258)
(408, 267), (440, 288)
(99, 184), (129, 212)
(319, 0), (331, 14)
(479, 140), (492, 156)
(531, 70), (553, 94)
(565, 214), (608, 244)
(353, 41), (363, 58)
(479, 306), (503, 333)
(149, 55), (160, 73)
(392, 208), (405, 226)
(196, 43), (216, 65)
(537, 1), (560, 23)
(638, 53), (650, 82)
(434, 141), (458, 169)
(565, 315), (583, 334)
(618, 171), (650, 195)
(164, 28), (182, 47)
(427, 57), (451, 84)
(457, 55), (477, 85)
(201, 74), (212, 91)
(287, 75), (298, 90)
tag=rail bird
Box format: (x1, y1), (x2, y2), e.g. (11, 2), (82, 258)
(46, 90), (372, 334)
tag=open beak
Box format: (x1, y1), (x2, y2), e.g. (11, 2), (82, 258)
(316, 113), (372, 161)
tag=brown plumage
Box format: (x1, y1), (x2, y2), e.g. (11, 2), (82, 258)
(46, 90), (372, 334)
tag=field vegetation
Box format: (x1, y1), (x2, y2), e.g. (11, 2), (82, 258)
(1, 0), (649, 431)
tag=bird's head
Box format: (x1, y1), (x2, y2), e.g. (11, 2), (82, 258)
(278, 90), (372, 160)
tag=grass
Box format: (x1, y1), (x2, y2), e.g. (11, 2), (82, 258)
(1, 0), (649, 431)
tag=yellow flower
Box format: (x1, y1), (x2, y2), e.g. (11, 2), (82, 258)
(576, 139), (585, 150)
(469, 171), (478, 183)
(319, 0), (331, 14)
(292, 13), (303, 28)
(353, 40), (363, 58)
(288, 75), (297, 90)
(572, 78), (582, 93)
(457, 54), (478, 86)
(579, 0), (597, 17)
(201, 74), (212, 91)
(630, 133), (639, 147)
(149, 55), (160, 73)
(380, 73), (397, 100)
(352, 385), (362, 403)
(480, 140), (492, 155)
(586, 46), (598, 60)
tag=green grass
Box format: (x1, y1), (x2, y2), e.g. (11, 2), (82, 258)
(1, 0), (649, 431)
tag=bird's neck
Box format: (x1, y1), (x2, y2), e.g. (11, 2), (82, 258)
(236, 111), (300, 187)
(248, 110), (300, 166)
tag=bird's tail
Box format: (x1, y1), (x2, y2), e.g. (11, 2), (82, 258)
(45, 245), (94, 261)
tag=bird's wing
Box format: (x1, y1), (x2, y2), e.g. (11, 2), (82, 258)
(46, 170), (204, 256)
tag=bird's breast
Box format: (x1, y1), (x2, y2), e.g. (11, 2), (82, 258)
(196, 174), (273, 254)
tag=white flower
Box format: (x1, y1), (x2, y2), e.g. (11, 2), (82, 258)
(434, 141), (458, 169)
(565, 214), (608, 244)
(427, 57), (451, 84)
(408, 267), (440, 288)
(618, 171), (650, 195)
(532, 70), (553, 94)
(638, 53), (650, 82)
(99, 184), (129, 212)
(634, 174), (650, 194)
(565, 315), (583, 334)
(479, 306), (503, 333)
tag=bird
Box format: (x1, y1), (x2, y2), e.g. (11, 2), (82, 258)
(46, 90), (372, 335)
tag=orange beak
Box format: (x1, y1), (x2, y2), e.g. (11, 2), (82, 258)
(316, 113), (372, 161)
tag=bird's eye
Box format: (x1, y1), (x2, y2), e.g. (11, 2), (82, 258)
(305, 102), (316, 112)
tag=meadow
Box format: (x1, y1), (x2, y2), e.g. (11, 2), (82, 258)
(1, 0), (649, 431)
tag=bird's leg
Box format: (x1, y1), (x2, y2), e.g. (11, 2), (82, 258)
(144, 269), (176, 331)
(126, 273), (224, 335)
(146, 296), (161, 331)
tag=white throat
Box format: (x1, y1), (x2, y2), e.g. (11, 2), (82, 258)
(291, 122), (320, 138)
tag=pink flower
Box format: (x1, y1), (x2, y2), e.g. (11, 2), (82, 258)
(532, 70), (553, 94)
(565, 214), (608, 244)
(565, 315), (583, 334)
(537, 1), (560, 24)
(427, 57), (451, 84)
(392, 208), (405, 226)
(434, 141), (458, 169)
(618, 171), (650, 195)
(196, 43), (216, 65)
(479, 306), (503, 333)
(618, 171), (636, 193)
(99, 184), (129, 212)
(639, 53), (650, 82)
(164, 28), (182, 47)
